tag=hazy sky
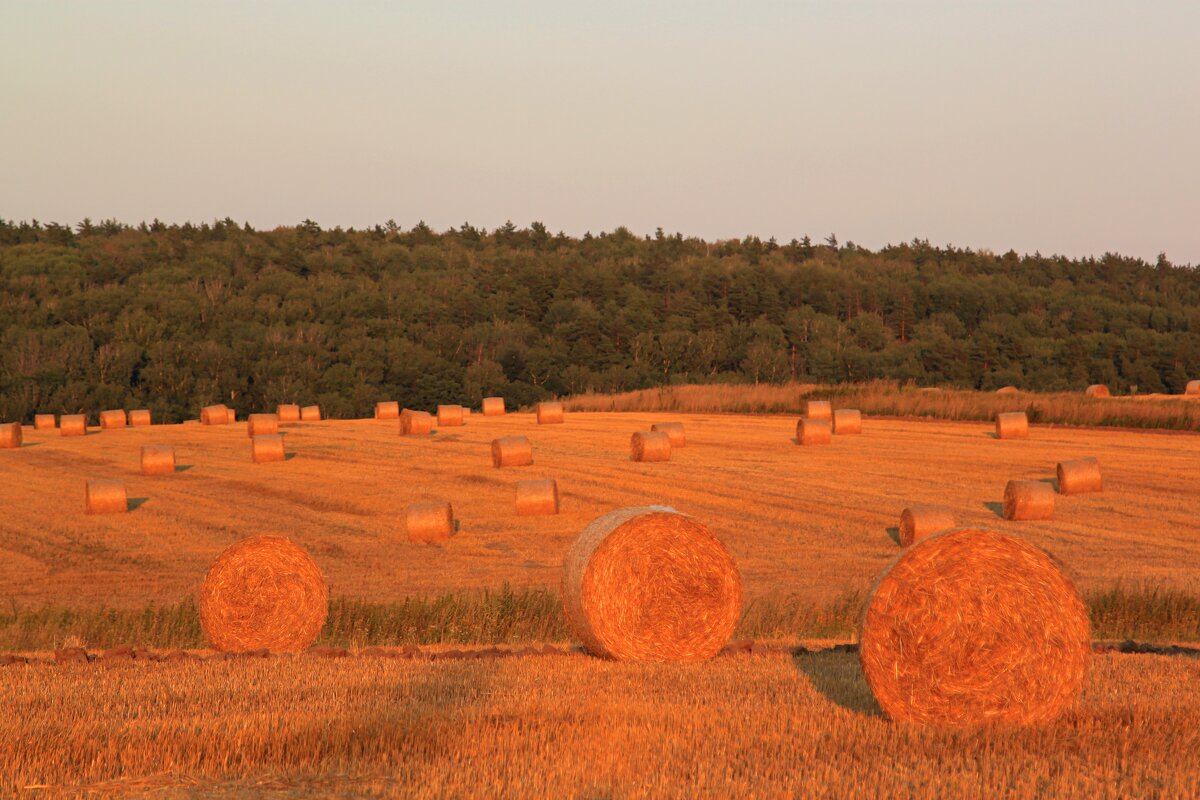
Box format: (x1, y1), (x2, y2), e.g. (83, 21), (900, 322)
(2, 2), (1197, 262)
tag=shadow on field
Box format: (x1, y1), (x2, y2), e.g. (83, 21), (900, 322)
(885, 527), (900, 545)
(284, 453), (297, 461)
(20, 442), (42, 448)
(1039, 476), (1059, 491)
(127, 497), (150, 511)
(175, 464), (193, 472)
(984, 501), (1005, 518)
(792, 651), (882, 717)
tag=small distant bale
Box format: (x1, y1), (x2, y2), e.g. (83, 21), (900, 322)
(100, 410), (127, 430)
(400, 410), (434, 435)
(247, 413), (279, 438)
(1186, 380), (1200, 396)
(201, 405), (229, 425)
(227, 409), (237, 423)
(795, 418), (832, 445)
(437, 404), (465, 427)
(406, 501), (454, 543)
(277, 404), (301, 422)
(898, 505), (955, 547)
(1003, 480), (1055, 520)
(630, 431), (671, 462)
(1057, 457), (1102, 495)
(561, 506), (742, 661)
(832, 409), (863, 435)
(1085, 384), (1110, 398)
(34, 414), (56, 431)
(60, 415), (87, 437)
(375, 401), (400, 420)
(300, 405), (321, 422)
(859, 528), (1090, 726)
(995, 386), (1019, 395)
(492, 435), (533, 467)
(141, 445), (176, 476)
(651, 422), (686, 447)
(198, 536), (329, 653)
(0, 422), (22, 449)
(537, 402), (565, 424)
(481, 397), (506, 416)
(86, 479), (128, 514)
(995, 411), (1028, 440)
(252, 434), (286, 463)
(516, 479), (559, 516)
(128, 409), (151, 427)
(806, 400), (832, 420)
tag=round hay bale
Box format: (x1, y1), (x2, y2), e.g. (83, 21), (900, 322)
(300, 405), (321, 422)
(60, 415), (87, 437)
(1085, 384), (1110, 398)
(247, 413), (279, 438)
(252, 434), (286, 463)
(832, 409), (863, 435)
(406, 501), (454, 543)
(995, 411), (1028, 440)
(537, 402), (564, 424)
(1186, 380), (1200, 396)
(898, 505), (955, 547)
(561, 506), (742, 661)
(400, 410), (434, 435)
(99, 410), (127, 430)
(141, 445), (176, 476)
(651, 422), (686, 447)
(630, 431), (671, 462)
(0, 422), (22, 449)
(34, 414), (56, 431)
(516, 478), (559, 516)
(437, 404), (465, 427)
(492, 435), (533, 467)
(1056, 457), (1102, 495)
(481, 397), (506, 416)
(198, 536), (329, 653)
(201, 405), (229, 425)
(375, 401), (400, 420)
(128, 409), (151, 427)
(1003, 480), (1055, 520)
(995, 386), (1019, 395)
(795, 417), (832, 445)
(805, 400), (832, 420)
(859, 527), (1090, 726)
(276, 404), (301, 422)
(86, 479), (127, 514)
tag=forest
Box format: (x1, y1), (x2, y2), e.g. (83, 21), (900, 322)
(1, 217), (1198, 423)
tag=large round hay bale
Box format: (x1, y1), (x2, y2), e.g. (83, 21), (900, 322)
(300, 405), (321, 422)
(561, 507), (742, 661)
(995, 386), (1019, 395)
(86, 479), (127, 514)
(141, 445), (176, 476)
(1186, 380), (1200, 396)
(859, 528), (1090, 726)
(537, 402), (564, 424)
(492, 435), (533, 467)
(1057, 457), (1102, 495)
(651, 422), (686, 447)
(995, 411), (1028, 439)
(481, 397), (506, 416)
(128, 409), (151, 427)
(201, 405), (229, 425)
(437, 404), (465, 427)
(375, 401), (400, 420)
(60, 415), (87, 437)
(832, 409), (863, 434)
(805, 399), (832, 420)
(406, 501), (454, 543)
(276, 404), (301, 422)
(34, 414), (56, 431)
(1085, 384), (1110, 398)
(898, 505), (955, 547)
(630, 431), (671, 462)
(400, 410), (434, 435)
(252, 434), (286, 463)
(0, 422), (21, 449)
(795, 417), (832, 445)
(99, 410), (127, 430)
(247, 413), (279, 438)
(198, 536), (329, 653)
(516, 479), (559, 516)
(1003, 480), (1055, 520)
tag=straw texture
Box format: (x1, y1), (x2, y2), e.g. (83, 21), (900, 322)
(375, 401), (400, 420)
(201, 405), (229, 425)
(1187, 380), (1200, 396)
(276, 404), (301, 422)
(859, 527), (1090, 726)
(537, 402), (564, 424)
(140, 445), (176, 476)
(1003, 480), (1055, 520)
(795, 418), (832, 445)
(806, 400), (832, 420)
(1057, 457), (1103, 495)
(406, 502), (454, 543)
(60, 415), (87, 437)
(0, 422), (21, 449)
(832, 409), (863, 434)
(252, 434), (286, 463)
(492, 435), (533, 467)
(898, 505), (955, 547)
(34, 414), (56, 431)
(300, 405), (321, 422)
(400, 410), (434, 435)
(995, 411), (1029, 440)
(128, 409), (151, 427)
(651, 422), (686, 447)
(99, 410), (127, 429)
(516, 479), (559, 516)
(561, 507), (742, 662)
(247, 413), (279, 438)
(481, 397), (506, 416)
(198, 536), (329, 653)
(1085, 384), (1111, 398)
(630, 431), (671, 462)
(437, 405), (465, 426)
(86, 479), (127, 514)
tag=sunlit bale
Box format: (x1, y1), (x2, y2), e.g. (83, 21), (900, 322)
(276, 404), (301, 422)
(805, 400), (832, 420)
(651, 422), (686, 447)
(400, 409), (434, 435)
(537, 402), (564, 424)
(128, 409), (151, 427)
(1003, 480), (1055, 520)
(832, 409), (863, 435)
(859, 528), (1090, 726)
(252, 434), (286, 463)
(995, 386), (1019, 395)
(227, 409), (237, 423)
(1186, 380), (1200, 396)
(482, 397), (506, 416)
(898, 505), (955, 547)
(99, 410), (127, 429)
(86, 479), (127, 514)
(375, 401), (400, 420)
(492, 435), (533, 467)
(34, 414), (56, 431)
(300, 405), (321, 422)
(630, 431), (671, 462)
(516, 479), (559, 516)
(561, 506), (742, 661)
(198, 536), (328, 653)
(437, 404), (465, 427)
(141, 445), (176, 476)
(1057, 457), (1102, 495)
(0, 422), (21, 449)
(995, 411), (1028, 439)
(201, 405), (230, 425)
(247, 413), (279, 438)
(60, 415), (87, 437)
(406, 501), (454, 543)
(1085, 384), (1110, 398)
(795, 417), (832, 445)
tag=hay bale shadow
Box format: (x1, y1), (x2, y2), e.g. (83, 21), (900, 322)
(127, 497), (150, 511)
(284, 453), (297, 461)
(20, 442), (42, 448)
(984, 431), (998, 439)
(984, 501), (1005, 518)
(175, 464), (194, 472)
(1039, 476), (1059, 491)
(793, 650), (882, 717)
(885, 526), (900, 545)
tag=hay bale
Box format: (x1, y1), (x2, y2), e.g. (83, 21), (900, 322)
(141, 445), (176, 476)
(795, 417), (832, 445)
(201, 405), (229, 425)
(492, 435), (533, 467)
(437, 404), (465, 427)
(277, 404), (301, 422)
(630, 431), (671, 462)
(400, 410), (434, 435)
(247, 413), (279, 438)
(898, 505), (955, 547)
(300, 405), (321, 422)
(99, 410), (127, 429)
(86, 479), (127, 514)
(516, 479), (559, 516)
(651, 422), (686, 447)
(0, 422), (21, 449)
(806, 400), (832, 420)
(227, 409), (237, 423)
(1003, 480), (1055, 520)
(375, 401), (400, 420)
(34, 414), (56, 431)
(1186, 380), (1200, 396)
(995, 386), (1019, 395)
(60, 415), (87, 437)
(995, 411), (1028, 439)
(1057, 457), (1102, 495)
(252, 434), (286, 463)
(406, 501), (454, 543)
(128, 409), (151, 427)
(198, 536), (329, 653)
(537, 402), (564, 424)
(482, 397), (506, 416)
(832, 409), (863, 434)
(561, 506), (742, 661)
(859, 527), (1090, 726)
(1085, 384), (1110, 398)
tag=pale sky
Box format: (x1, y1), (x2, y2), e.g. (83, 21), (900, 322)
(2, 2), (1197, 263)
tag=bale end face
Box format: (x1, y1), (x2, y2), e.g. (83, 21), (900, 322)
(631, 431), (672, 462)
(252, 434), (287, 463)
(898, 505), (955, 547)
(995, 411), (1029, 440)
(375, 401), (400, 420)
(0, 422), (22, 448)
(141, 445), (176, 476)
(650, 422), (686, 447)
(805, 400), (832, 420)
(516, 479), (559, 516)
(60, 415), (87, 436)
(481, 397), (506, 416)
(832, 409), (863, 435)
(537, 402), (564, 424)
(1085, 384), (1111, 398)
(201, 405), (230, 425)
(400, 410), (434, 435)
(86, 479), (128, 514)
(1003, 480), (1055, 520)
(1056, 458), (1102, 495)
(406, 502), (454, 543)
(247, 413), (280, 438)
(1187, 380), (1200, 396)
(492, 435), (533, 467)
(436, 405), (465, 427)
(300, 406), (321, 422)
(276, 404), (301, 422)
(99, 410), (127, 429)
(34, 414), (57, 431)
(128, 409), (151, 427)
(795, 418), (832, 445)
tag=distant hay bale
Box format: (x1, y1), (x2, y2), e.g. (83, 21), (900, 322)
(651, 422), (686, 447)
(1186, 380), (1200, 396)
(277, 404), (301, 422)
(537, 402), (564, 424)
(99, 410), (127, 429)
(561, 506), (742, 661)
(34, 414), (56, 431)
(141, 445), (176, 476)
(1003, 480), (1055, 520)
(86, 479), (127, 514)
(630, 431), (671, 462)
(482, 397), (506, 416)
(832, 409), (863, 434)
(300, 405), (321, 422)
(995, 411), (1028, 440)
(406, 501), (454, 543)
(399, 409), (434, 435)
(859, 527), (1090, 726)
(516, 479), (559, 516)
(375, 401), (400, 420)
(0, 422), (21, 449)
(995, 386), (1019, 395)
(201, 405), (229, 425)
(60, 415), (87, 437)
(252, 434), (287, 463)
(898, 505), (955, 547)
(227, 409), (237, 423)
(806, 400), (832, 420)
(1085, 384), (1110, 398)
(1056, 457), (1102, 495)
(492, 435), (533, 467)
(128, 409), (151, 427)
(247, 413), (279, 438)
(198, 536), (329, 653)
(795, 418), (832, 445)
(437, 404), (465, 427)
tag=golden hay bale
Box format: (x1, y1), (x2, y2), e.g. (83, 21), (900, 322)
(0, 422), (21, 449)
(995, 411), (1028, 439)
(1057, 457), (1102, 495)
(400, 410), (434, 435)
(86, 479), (127, 514)
(516, 479), (559, 516)
(34, 414), (56, 431)
(300, 405), (321, 422)
(995, 386), (1019, 395)
(99, 409), (127, 429)
(795, 417), (832, 445)
(128, 409), (151, 427)
(537, 402), (565, 424)
(201, 405), (229, 425)
(651, 421), (686, 447)
(630, 430), (671, 462)
(1186, 380), (1200, 396)
(375, 401), (400, 420)
(481, 397), (506, 416)
(806, 399), (832, 420)
(406, 501), (454, 543)
(898, 505), (955, 547)
(228, 409), (237, 423)
(859, 527), (1090, 726)
(141, 445), (176, 476)
(252, 434), (286, 464)
(60, 415), (87, 437)
(198, 536), (329, 653)
(1003, 480), (1055, 520)
(247, 413), (279, 438)
(1085, 384), (1110, 398)
(561, 506), (742, 661)
(437, 404), (465, 426)
(492, 435), (533, 467)
(276, 404), (301, 422)
(832, 409), (863, 434)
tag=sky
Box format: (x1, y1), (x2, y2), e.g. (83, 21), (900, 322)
(2, 1), (1197, 263)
